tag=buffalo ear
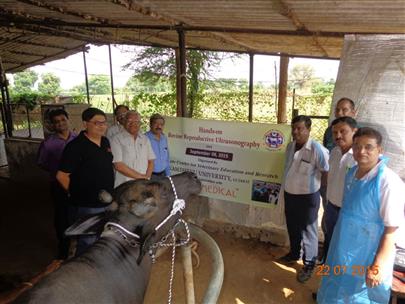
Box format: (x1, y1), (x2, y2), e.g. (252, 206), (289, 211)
(131, 197), (158, 219)
(64, 213), (109, 236)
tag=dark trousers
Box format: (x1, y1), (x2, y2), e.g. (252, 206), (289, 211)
(323, 201), (341, 262)
(68, 205), (106, 257)
(284, 191), (320, 268)
(50, 181), (70, 259)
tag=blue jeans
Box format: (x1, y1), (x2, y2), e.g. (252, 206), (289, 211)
(68, 206), (106, 257)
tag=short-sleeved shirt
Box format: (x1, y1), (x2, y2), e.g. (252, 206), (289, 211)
(348, 161), (405, 227)
(106, 123), (123, 141)
(58, 131), (114, 207)
(284, 139), (329, 195)
(326, 147), (356, 207)
(37, 132), (76, 181)
(111, 129), (156, 187)
(145, 131), (171, 176)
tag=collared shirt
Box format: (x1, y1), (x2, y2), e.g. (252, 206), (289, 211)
(106, 123), (123, 141)
(145, 130), (171, 176)
(326, 147), (356, 207)
(58, 131), (114, 207)
(111, 129), (156, 187)
(284, 139), (329, 195)
(37, 132), (76, 181)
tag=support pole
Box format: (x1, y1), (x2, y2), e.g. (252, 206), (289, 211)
(277, 55), (289, 124)
(82, 49), (90, 104)
(177, 28), (187, 117)
(108, 44), (117, 110)
(248, 53), (254, 122)
(181, 245), (195, 304)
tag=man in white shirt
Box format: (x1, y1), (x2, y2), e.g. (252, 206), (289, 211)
(106, 104), (129, 141)
(111, 111), (155, 187)
(279, 115), (329, 283)
(322, 116), (357, 263)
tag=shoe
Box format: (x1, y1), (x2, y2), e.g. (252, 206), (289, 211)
(297, 265), (314, 283)
(312, 292), (317, 301)
(277, 253), (299, 265)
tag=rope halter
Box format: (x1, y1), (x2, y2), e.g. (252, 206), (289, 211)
(154, 176), (186, 231)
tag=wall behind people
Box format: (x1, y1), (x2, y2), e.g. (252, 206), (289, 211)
(331, 34), (405, 179)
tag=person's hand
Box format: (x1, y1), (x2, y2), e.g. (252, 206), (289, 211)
(366, 265), (382, 288)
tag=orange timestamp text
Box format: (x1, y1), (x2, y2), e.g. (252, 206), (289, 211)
(316, 264), (379, 276)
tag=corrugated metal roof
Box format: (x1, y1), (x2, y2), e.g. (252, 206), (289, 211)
(0, 0), (404, 72)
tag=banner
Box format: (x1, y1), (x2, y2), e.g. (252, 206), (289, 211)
(165, 117), (291, 206)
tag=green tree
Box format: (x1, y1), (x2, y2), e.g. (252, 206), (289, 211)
(38, 72), (62, 95)
(123, 47), (237, 117)
(69, 74), (111, 95)
(12, 69), (38, 94)
(125, 73), (172, 93)
(289, 64), (315, 90)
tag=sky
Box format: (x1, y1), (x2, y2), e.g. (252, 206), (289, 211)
(28, 44), (340, 90)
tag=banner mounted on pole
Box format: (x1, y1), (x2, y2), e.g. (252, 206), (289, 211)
(165, 117), (291, 206)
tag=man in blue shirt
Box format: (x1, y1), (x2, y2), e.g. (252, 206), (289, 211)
(145, 113), (171, 179)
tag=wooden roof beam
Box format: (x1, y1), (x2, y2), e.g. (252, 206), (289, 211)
(15, 0), (111, 24)
(0, 36), (69, 50)
(271, 0), (329, 57)
(110, 0), (252, 52)
(0, 49), (46, 57)
(6, 44), (85, 73)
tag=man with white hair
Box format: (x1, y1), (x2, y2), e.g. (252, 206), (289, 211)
(110, 111), (155, 187)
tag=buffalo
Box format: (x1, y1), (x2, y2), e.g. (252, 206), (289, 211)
(15, 172), (201, 304)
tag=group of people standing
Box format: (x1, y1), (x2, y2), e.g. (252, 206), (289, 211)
(37, 106), (171, 258)
(278, 97), (405, 303)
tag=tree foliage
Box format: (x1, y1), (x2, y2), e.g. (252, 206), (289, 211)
(289, 64), (315, 90)
(38, 72), (62, 95)
(70, 74), (111, 95)
(123, 47), (238, 117)
(12, 69), (38, 94)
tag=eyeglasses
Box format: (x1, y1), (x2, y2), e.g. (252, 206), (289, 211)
(352, 143), (378, 152)
(87, 120), (107, 127)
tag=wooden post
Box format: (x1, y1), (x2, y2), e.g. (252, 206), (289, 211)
(277, 55), (289, 124)
(108, 44), (117, 110)
(177, 29), (187, 117)
(248, 53), (254, 122)
(82, 49), (90, 104)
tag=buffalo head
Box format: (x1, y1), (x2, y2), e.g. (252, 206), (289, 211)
(65, 172), (201, 262)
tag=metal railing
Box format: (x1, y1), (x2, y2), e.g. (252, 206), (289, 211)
(4, 103), (44, 139)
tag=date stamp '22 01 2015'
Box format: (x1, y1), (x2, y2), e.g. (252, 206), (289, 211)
(316, 264), (379, 276)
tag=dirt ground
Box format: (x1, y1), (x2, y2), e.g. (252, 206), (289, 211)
(0, 177), (320, 304)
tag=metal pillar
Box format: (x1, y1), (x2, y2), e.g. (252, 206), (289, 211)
(277, 55), (289, 124)
(177, 28), (187, 117)
(248, 53), (254, 122)
(82, 49), (90, 104)
(108, 44), (117, 110)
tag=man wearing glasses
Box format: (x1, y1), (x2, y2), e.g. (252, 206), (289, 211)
(110, 110), (155, 187)
(56, 107), (114, 256)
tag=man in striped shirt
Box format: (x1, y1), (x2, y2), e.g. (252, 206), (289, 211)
(279, 115), (329, 283)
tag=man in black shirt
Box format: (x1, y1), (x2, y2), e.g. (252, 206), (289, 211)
(56, 107), (114, 256)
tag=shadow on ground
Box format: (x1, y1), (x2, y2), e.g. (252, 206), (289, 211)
(0, 177), (320, 303)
